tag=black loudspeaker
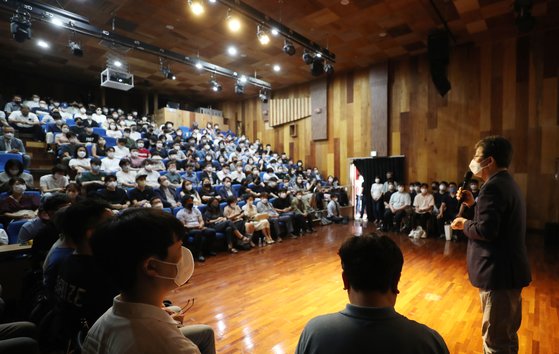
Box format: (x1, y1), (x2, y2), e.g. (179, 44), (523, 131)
(428, 30), (451, 97)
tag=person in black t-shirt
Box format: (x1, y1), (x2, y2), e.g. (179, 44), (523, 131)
(128, 174), (156, 207)
(78, 126), (99, 145)
(50, 200), (116, 349)
(272, 189), (300, 237)
(95, 175), (129, 211)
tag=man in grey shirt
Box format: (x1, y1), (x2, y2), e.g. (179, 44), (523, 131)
(296, 234), (449, 354)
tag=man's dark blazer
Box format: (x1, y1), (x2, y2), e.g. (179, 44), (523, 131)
(463, 170), (531, 290)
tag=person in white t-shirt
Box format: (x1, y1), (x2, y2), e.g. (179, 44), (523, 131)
(83, 208), (213, 354)
(100, 147), (122, 173)
(91, 108), (106, 126)
(410, 183), (435, 238)
(115, 159), (137, 188)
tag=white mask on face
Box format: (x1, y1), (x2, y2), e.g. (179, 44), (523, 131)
(151, 247), (194, 286)
(13, 184), (26, 193)
(398, 187), (405, 192)
(77, 151), (86, 158)
(107, 152), (115, 158)
(375, 179), (380, 183)
(469, 158), (489, 177)
(107, 181), (117, 188)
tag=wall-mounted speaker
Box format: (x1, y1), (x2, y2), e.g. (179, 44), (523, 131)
(428, 30), (451, 97)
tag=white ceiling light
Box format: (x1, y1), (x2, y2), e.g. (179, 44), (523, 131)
(227, 10), (241, 32)
(227, 46), (238, 56)
(51, 18), (64, 27)
(188, 0), (205, 16)
(257, 25), (270, 45)
(114, 60), (122, 67)
(37, 40), (50, 48)
(273, 64), (281, 72)
(271, 28), (279, 36)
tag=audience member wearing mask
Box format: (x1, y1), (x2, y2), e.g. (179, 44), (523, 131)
(137, 159), (160, 188)
(39, 164), (69, 195)
(0, 126), (31, 167)
(8, 105), (45, 141)
(154, 175), (180, 208)
(100, 147), (121, 174)
(68, 146), (91, 175)
(272, 189), (300, 238)
(177, 196), (217, 263)
(256, 193), (296, 240)
(370, 176), (384, 224)
(77, 158), (106, 196)
(114, 138), (130, 160)
(0, 177), (40, 228)
(203, 197), (249, 254)
(382, 183), (411, 232)
(242, 195), (274, 244)
(129, 174), (156, 208)
(410, 183), (435, 238)
(4, 95), (22, 113)
(327, 194), (349, 225)
(291, 191), (316, 233)
(179, 180), (202, 206)
(115, 159), (137, 188)
(0, 158), (34, 193)
(83, 208), (211, 354)
(96, 175), (130, 211)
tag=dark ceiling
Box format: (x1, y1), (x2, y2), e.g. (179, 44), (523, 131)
(0, 0), (557, 104)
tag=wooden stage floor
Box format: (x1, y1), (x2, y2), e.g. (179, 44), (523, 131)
(169, 221), (559, 354)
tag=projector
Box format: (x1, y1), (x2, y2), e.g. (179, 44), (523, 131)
(100, 68), (134, 91)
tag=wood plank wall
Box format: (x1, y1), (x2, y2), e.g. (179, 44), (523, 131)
(220, 29), (559, 229)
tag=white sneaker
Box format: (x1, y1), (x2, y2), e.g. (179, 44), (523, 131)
(408, 229), (415, 237)
(420, 231), (427, 239)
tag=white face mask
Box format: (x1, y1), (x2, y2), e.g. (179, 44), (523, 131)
(107, 152), (115, 158)
(107, 181), (117, 188)
(61, 128), (69, 133)
(13, 184), (26, 193)
(8, 169), (19, 176)
(151, 247), (194, 286)
(469, 158), (488, 177)
(375, 179), (380, 183)
(162, 180), (170, 187)
(78, 151), (86, 158)
(398, 187), (405, 192)
(145, 165), (153, 171)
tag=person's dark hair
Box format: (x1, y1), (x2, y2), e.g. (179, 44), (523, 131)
(338, 234), (403, 293)
(181, 195), (194, 206)
(59, 199), (111, 246)
(4, 159), (23, 175)
(105, 175), (117, 183)
(90, 208), (183, 292)
(420, 183), (429, 189)
(8, 177), (25, 187)
(475, 135), (513, 168)
(117, 138), (127, 144)
(207, 197), (220, 211)
(106, 146), (115, 153)
(223, 176), (232, 183)
(66, 182), (79, 192)
(439, 181), (448, 187)
(226, 196), (236, 205)
(52, 164), (66, 174)
(42, 193), (70, 212)
(90, 157), (102, 166)
(119, 159), (131, 167)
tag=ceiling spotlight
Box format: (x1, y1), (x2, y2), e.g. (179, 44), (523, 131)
(114, 60), (123, 67)
(324, 62), (334, 75)
(271, 28), (279, 36)
(239, 75), (247, 83)
(302, 50), (314, 65)
(283, 40), (296, 56)
(195, 61), (203, 70)
(210, 78), (222, 92)
(69, 41), (83, 57)
(257, 25), (270, 45)
(259, 89), (269, 103)
(51, 18), (64, 27)
(311, 56), (325, 77)
(227, 46), (238, 56)
(227, 10), (241, 32)
(316, 53), (322, 58)
(10, 10), (32, 43)
(167, 72), (176, 80)
(235, 80), (245, 95)
(188, 0), (205, 16)
(37, 40), (50, 49)
(209, 0), (217, 3)
(273, 64), (281, 72)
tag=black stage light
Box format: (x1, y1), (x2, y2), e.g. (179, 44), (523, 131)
(10, 11), (32, 43)
(235, 81), (245, 95)
(69, 41), (84, 57)
(324, 62), (334, 75)
(302, 50), (314, 65)
(283, 40), (296, 56)
(311, 57), (324, 76)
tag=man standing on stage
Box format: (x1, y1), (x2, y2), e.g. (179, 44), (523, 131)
(451, 136), (531, 354)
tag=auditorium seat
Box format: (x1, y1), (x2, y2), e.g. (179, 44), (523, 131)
(162, 208), (172, 214)
(104, 137), (117, 147)
(7, 220), (27, 244)
(65, 118), (75, 126)
(93, 128), (106, 136)
(0, 153), (24, 171)
(232, 184), (241, 196)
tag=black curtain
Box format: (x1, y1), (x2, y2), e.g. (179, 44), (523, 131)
(353, 156), (405, 220)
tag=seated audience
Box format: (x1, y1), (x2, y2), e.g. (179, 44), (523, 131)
(65, 183), (82, 204)
(0, 126), (30, 168)
(183, 164), (200, 186)
(203, 198), (249, 253)
(256, 193), (295, 240)
(100, 147), (121, 173)
(91, 136), (108, 158)
(128, 174), (156, 207)
(39, 164), (69, 194)
(382, 183), (411, 232)
(176, 196), (217, 262)
(68, 145), (91, 175)
(105, 121), (122, 139)
(272, 189), (299, 237)
(180, 180), (203, 206)
(78, 126), (99, 145)
(137, 159), (160, 188)
(199, 165), (219, 186)
(410, 183), (435, 238)
(49, 200), (116, 349)
(116, 159), (137, 188)
(327, 194), (348, 224)
(242, 195), (274, 244)
(291, 190), (316, 233)
(0, 158), (34, 193)
(8, 105), (44, 141)
(165, 161), (183, 187)
(114, 138), (130, 159)
(199, 178), (221, 203)
(0, 177), (40, 227)
(154, 175), (181, 208)
(83, 208), (208, 354)
(218, 177), (237, 201)
(296, 234), (449, 354)
(77, 158), (106, 196)
(96, 175), (130, 211)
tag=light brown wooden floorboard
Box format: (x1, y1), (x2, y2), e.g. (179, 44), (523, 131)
(169, 222), (559, 354)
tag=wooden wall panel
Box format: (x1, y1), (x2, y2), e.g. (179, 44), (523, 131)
(310, 78), (328, 141)
(370, 63), (389, 156)
(220, 29), (558, 229)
